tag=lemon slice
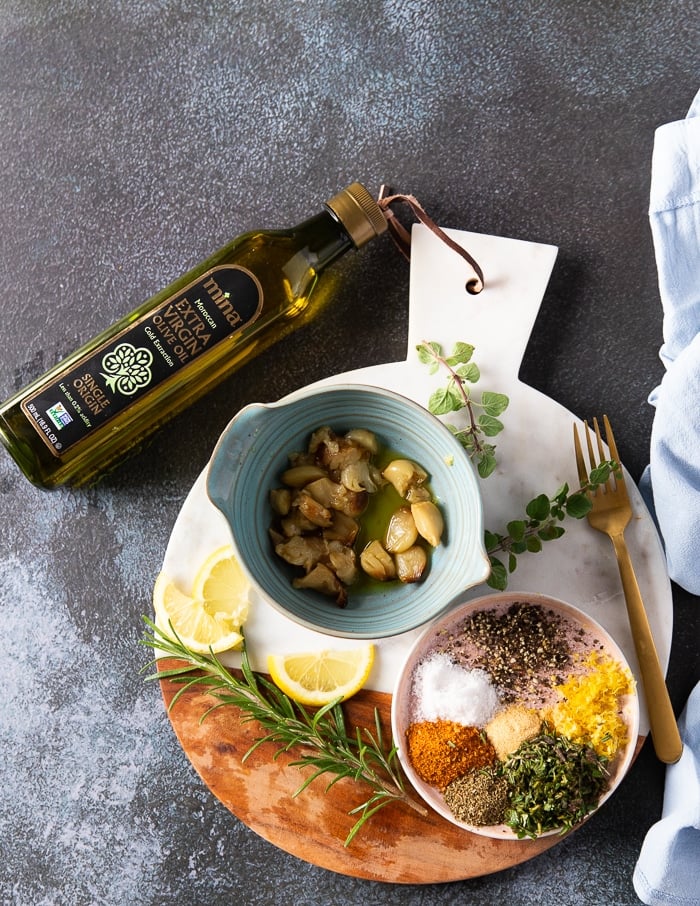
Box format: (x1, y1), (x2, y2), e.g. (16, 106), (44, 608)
(192, 545), (251, 627)
(267, 645), (375, 706)
(153, 546), (250, 654)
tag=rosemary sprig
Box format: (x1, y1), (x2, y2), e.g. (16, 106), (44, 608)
(140, 618), (426, 846)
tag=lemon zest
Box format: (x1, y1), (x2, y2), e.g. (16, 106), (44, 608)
(547, 651), (635, 759)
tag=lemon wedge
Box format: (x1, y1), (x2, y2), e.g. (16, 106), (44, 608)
(153, 545), (250, 654)
(267, 645), (375, 706)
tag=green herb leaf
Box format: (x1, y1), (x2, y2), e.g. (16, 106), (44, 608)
(553, 483), (569, 504)
(590, 462), (613, 485)
(455, 362), (480, 383)
(478, 414), (504, 437)
(538, 524), (566, 542)
(481, 391), (509, 417)
(416, 341), (442, 366)
(445, 341), (474, 365)
(487, 557), (508, 590)
(507, 520), (526, 542)
(526, 535), (543, 553)
(565, 492), (592, 518)
(525, 494), (551, 521)
(428, 386), (462, 415)
(484, 529), (500, 550)
(477, 451), (497, 478)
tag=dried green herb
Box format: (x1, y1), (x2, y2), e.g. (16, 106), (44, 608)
(500, 723), (609, 839)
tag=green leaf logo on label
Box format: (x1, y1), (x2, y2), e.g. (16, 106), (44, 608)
(101, 343), (154, 396)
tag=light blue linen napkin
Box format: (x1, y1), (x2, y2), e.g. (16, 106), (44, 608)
(633, 681), (700, 906)
(633, 88), (700, 906)
(640, 86), (700, 594)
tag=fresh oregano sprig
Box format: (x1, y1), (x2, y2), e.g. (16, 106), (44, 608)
(419, 338), (621, 589)
(140, 618), (426, 846)
(484, 461), (619, 590)
(417, 340), (509, 478)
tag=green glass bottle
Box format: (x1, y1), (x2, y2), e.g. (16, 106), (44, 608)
(0, 182), (387, 489)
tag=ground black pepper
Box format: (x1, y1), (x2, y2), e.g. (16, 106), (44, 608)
(459, 602), (572, 700)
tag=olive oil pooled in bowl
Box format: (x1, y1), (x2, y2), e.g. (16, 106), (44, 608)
(206, 384), (490, 638)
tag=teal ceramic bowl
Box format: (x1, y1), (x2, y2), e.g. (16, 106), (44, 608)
(206, 384), (490, 638)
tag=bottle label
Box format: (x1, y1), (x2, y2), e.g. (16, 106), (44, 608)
(21, 265), (263, 457)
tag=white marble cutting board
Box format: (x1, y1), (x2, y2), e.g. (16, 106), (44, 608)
(162, 224), (673, 735)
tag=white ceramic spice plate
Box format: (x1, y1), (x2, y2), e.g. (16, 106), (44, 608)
(390, 591), (640, 839)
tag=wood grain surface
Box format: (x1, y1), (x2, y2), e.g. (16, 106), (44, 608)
(157, 658), (618, 884)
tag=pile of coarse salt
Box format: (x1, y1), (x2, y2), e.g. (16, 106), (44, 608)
(412, 653), (500, 725)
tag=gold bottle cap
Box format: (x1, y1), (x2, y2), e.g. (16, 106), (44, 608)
(325, 182), (388, 248)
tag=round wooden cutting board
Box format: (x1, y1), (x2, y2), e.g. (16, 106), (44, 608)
(159, 661), (607, 883)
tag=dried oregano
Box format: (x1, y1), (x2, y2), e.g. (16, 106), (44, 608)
(500, 723), (609, 838)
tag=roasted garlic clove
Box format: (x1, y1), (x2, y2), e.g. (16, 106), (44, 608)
(360, 540), (396, 581)
(292, 563), (347, 607)
(405, 484), (432, 503)
(275, 535), (327, 571)
(309, 426), (368, 473)
(280, 509), (317, 537)
(307, 425), (336, 455)
(382, 459), (428, 497)
(344, 428), (379, 454)
(294, 490), (333, 527)
(305, 477), (368, 517)
(395, 545), (428, 583)
(269, 526), (285, 547)
(322, 511), (360, 545)
(269, 487), (292, 516)
(411, 500), (444, 547)
(323, 441), (365, 474)
(384, 506), (418, 553)
(281, 464), (327, 487)
(340, 460), (380, 493)
(326, 540), (359, 585)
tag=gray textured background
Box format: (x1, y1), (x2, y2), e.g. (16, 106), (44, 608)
(1, 2), (699, 904)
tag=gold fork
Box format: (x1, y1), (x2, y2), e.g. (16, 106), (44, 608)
(574, 415), (683, 764)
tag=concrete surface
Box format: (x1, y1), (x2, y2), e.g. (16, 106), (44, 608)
(1, 2), (698, 904)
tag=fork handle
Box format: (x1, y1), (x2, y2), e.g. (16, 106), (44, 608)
(610, 533), (683, 764)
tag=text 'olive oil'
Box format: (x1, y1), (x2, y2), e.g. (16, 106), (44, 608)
(0, 183), (387, 489)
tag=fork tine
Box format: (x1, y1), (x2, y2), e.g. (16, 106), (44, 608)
(603, 414), (620, 464)
(573, 424), (588, 486)
(592, 417), (607, 464)
(584, 419), (598, 470)
(602, 414), (629, 499)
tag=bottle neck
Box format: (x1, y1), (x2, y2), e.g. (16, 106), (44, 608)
(293, 210), (357, 273)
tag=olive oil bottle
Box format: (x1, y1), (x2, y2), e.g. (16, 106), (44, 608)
(0, 182), (387, 489)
